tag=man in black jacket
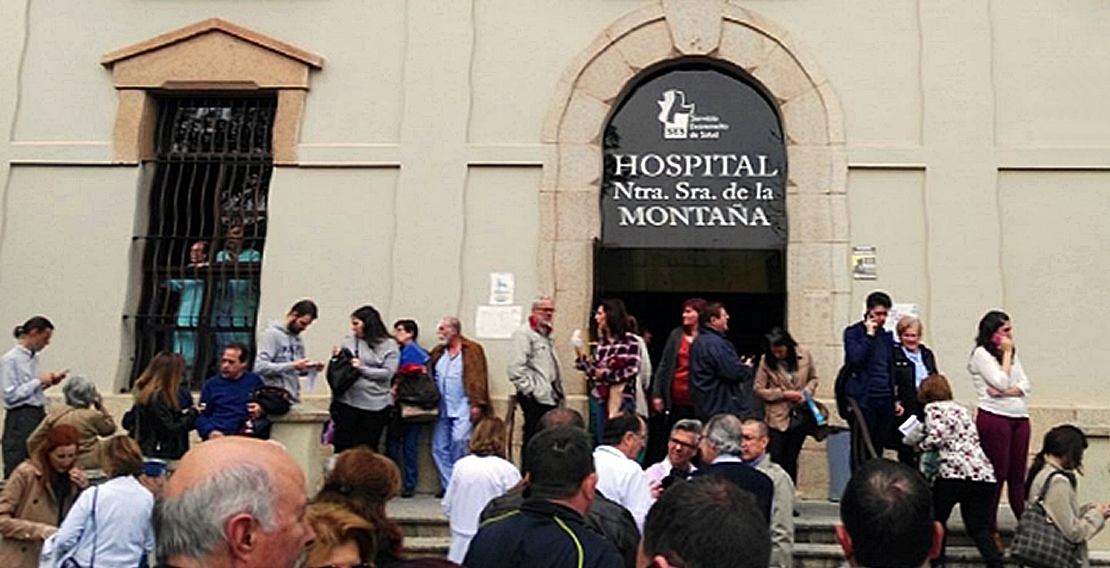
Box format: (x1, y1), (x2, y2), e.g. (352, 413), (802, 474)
(689, 302), (757, 420)
(465, 426), (623, 568)
(479, 408), (639, 568)
(693, 413), (775, 522)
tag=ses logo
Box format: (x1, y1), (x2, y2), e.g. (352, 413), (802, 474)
(656, 89), (730, 140)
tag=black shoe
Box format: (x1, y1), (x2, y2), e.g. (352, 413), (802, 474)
(401, 489), (414, 498)
(435, 489), (445, 498)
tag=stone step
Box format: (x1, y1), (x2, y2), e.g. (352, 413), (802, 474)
(403, 536), (451, 557)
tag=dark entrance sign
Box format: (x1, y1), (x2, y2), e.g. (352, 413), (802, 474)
(601, 66), (786, 249)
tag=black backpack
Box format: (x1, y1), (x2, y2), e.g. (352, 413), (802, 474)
(833, 363), (854, 420)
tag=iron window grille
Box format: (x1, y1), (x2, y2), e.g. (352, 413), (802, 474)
(129, 95), (276, 390)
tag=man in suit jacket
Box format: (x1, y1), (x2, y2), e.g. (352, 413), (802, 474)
(693, 413), (774, 522)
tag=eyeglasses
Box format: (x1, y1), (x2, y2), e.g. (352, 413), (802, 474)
(669, 437), (698, 450)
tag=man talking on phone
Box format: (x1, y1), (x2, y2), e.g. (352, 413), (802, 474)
(842, 291), (899, 469)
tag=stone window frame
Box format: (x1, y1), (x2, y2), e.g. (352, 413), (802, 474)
(539, 2), (849, 394)
(100, 18), (324, 165)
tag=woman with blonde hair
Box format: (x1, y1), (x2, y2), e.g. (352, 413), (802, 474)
(124, 352), (198, 461)
(304, 502), (377, 568)
(52, 435), (154, 568)
(315, 448), (404, 567)
(891, 316), (938, 467)
(0, 424), (87, 568)
(442, 417), (521, 562)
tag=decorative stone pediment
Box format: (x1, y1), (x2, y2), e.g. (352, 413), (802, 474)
(101, 19), (324, 164)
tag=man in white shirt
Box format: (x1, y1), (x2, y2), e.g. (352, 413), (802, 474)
(644, 418), (701, 497)
(741, 419), (795, 568)
(593, 411), (653, 530)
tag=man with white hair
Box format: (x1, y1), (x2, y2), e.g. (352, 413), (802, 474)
(429, 316), (491, 497)
(506, 296), (563, 449)
(152, 437), (315, 568)
(694, 413), (774, 522)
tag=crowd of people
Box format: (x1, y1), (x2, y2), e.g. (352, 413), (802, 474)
(0, 290), (1106, 568)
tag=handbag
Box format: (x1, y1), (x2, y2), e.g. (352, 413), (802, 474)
(327, 346), (362, 398)
(394, 363), (441, 423)
(1010, 470), (1083, 568)
(59, 486), (99, 568)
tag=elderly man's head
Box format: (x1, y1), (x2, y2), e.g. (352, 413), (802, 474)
(699, 414), (743, 464)
(154, 438), (314, 568)
(740, 419), (771, 463)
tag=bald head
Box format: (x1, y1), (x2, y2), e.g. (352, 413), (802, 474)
(167, 437), (303, 498)
(156, 438), (312, 568)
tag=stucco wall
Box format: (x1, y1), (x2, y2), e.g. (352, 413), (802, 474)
(1, 0), (1110, 516)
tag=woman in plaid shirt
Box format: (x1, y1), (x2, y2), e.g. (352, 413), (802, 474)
(575, 299), (642, 427)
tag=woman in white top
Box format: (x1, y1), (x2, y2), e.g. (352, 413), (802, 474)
(52, 435), (154, 568)
(442, 416), (521, 563)
(967, 310), (1031, 543)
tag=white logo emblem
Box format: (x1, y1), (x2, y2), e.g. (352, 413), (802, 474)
(656, 89), (730, 140)
(657, 89), (694, 139)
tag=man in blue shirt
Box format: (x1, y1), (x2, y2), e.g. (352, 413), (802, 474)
(195, 343), (264, 439)
(842, 291), (899, 470)
(428, 316), (490, 497)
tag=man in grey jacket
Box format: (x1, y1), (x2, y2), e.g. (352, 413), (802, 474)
(506, 296), (563, 448)
(254, 299), (321, 402)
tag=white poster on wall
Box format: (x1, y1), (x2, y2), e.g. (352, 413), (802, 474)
(475, 305), (522, 339)
(886, 303), (919, 334)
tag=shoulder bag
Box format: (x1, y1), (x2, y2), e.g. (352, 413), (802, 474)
(59, 485), (99, 568)
(395, 363), (440, 423)
(1010, 470), (1083, 568)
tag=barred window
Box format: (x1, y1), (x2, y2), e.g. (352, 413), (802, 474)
(129, 95), (276, 389)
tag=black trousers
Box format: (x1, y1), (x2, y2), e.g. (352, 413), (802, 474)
(517, 394), (557, 452)
(332, 401), (393, 453)
(3, 405), (45, 478)
(769, 427), (807, 484)
(932, 478), (1003, 568)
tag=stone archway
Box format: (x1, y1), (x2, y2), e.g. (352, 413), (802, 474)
(539, 0), (849, 400)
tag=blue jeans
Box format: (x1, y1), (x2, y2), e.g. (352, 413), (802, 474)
(432, 415), (471, 490)
(387, 422), (423, 492)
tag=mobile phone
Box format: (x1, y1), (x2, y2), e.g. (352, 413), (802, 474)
(991, 331), (1003, 346)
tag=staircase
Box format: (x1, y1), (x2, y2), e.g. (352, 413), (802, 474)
(389, 496), (1110, 567)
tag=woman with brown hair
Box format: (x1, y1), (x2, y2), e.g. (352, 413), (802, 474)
(647, 298), (706, 464)
(442, 417), (521, 562)
(0, 424), (87, 568)
(304, 502), (377, 568)
(754, 326), (819, 484)
(125, 352), (199, 460)
(52, 435), (154, 568)
(315, 448), (404, 567)
(917, 374), (1002, 568)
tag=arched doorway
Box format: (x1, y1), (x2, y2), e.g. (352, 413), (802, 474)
(540, 3), (849, 425)
(596, 61), (786, 362)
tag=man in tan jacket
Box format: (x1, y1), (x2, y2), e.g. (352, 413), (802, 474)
(429, 316), (491, 496)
